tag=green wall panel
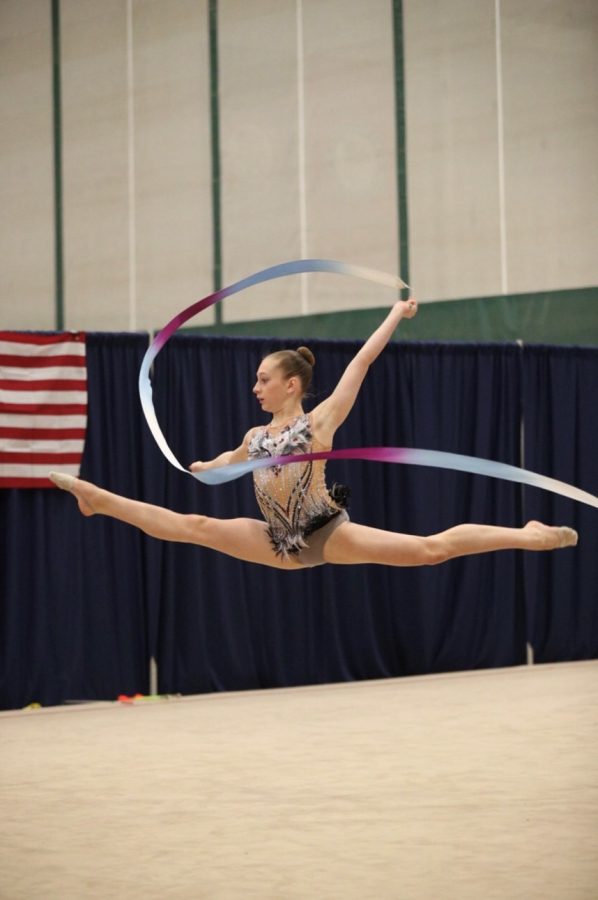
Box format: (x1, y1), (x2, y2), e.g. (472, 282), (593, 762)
(186, 288), (598, 346)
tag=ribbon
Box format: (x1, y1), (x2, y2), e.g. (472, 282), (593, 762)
(139, 259), (598, 511)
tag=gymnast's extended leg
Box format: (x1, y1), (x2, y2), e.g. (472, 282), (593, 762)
(321, 519), (578, 567)
(49, 473), (299, 570)
(50, 473), (577, 570)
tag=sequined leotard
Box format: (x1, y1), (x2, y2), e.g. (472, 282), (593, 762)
(247, 414), (348, 560)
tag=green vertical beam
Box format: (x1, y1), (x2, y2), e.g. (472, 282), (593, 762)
(51, 0), (64, 329)
(208, 0), (223, 323)
(392, 0), (410, 299)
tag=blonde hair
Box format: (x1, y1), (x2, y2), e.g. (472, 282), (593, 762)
(267, 347), (315, 395)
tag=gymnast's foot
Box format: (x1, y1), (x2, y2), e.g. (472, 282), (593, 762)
(524, 520), (578, 550)
(49, 472), (98, 517)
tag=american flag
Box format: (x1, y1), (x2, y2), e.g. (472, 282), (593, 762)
(0, 332), (88, 488)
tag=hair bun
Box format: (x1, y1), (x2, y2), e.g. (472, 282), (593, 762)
(296, 346), (315, 367)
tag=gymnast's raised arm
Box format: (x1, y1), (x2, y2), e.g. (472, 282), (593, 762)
(311, 297), (418, 444)
(189, 429), (255, 473)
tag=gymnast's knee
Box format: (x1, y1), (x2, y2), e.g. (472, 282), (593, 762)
(419, 536), (450, 566)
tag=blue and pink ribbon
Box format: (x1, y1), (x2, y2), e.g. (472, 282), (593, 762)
(139, 259), (598, 510)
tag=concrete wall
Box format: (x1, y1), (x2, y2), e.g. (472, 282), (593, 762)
(1, 0), (597, 332)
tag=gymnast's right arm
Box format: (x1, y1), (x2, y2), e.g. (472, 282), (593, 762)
(189, 429), (254, 473)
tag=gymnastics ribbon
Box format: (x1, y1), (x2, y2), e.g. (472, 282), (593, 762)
(139, 259), (598, 511)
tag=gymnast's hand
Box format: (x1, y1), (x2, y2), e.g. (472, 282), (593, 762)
(396, 297), (418, 319)
(189, 460), (207, 473)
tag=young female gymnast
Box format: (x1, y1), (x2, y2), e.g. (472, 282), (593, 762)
(50, 297), (577, 569)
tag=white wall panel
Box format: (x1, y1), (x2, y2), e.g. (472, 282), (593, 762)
(133, 0), (213, 331)
(219, 0), (302, 323)
(2, 1), (596, 333)
(404, 0), (503, 301)
(302, 0), (399, 313)
(502, 0), (598, 293)
(61, 0), (130, 330)
(220, 0), (399, 322)
(0, 0), (54, 329)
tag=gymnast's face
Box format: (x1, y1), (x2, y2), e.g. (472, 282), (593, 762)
(253, 358), (295, 413)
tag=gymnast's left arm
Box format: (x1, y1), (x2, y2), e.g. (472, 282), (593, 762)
(189, 429), (255, 473)
(311, 297), (418, 441)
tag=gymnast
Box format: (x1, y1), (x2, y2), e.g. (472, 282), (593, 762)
(50, 297), (577, 570)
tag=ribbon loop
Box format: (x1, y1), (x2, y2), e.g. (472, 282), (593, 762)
(139, 260), (598, 512)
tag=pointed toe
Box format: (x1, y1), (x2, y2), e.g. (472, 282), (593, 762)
(558, 526), (578, 548)
(49, 471), (77, 491)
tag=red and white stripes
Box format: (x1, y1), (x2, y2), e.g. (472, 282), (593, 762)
(0, 332), (87, 488)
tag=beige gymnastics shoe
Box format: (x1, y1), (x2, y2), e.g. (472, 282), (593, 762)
(555, 526), (578, 548)
(49, 471), (77, 491)
(525, 520), (578, 550)
(49, 471), (96, 516)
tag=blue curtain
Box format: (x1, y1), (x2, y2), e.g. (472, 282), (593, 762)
(1, 335), (594, 710)
(522, 346), (598, 661)
(147, 337), (525, 694)
(0, 334), (152, 708)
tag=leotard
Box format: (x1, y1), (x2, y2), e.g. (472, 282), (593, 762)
(247, 414), (349, 561)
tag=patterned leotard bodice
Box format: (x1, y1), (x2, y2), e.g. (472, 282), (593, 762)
(247, 414), (346, 559)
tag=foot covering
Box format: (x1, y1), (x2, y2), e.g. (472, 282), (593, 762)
(557, 526), (578, 548)
(49, 471), (77, 491)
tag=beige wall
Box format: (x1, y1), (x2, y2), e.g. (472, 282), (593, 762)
(60, 0), (213, 331)
(1, 0), (597, 330)
(61, 0), (131, 330)
(1, 0), (54, 329)
(404, 0), (598, 302)
(219, 0), (399, 323)
(301, 0), (399, 314)
(404, 0), (503, 302)
(133, 0), (213, 331)
(219, 0), (302, 323)
(502, 0), (598, 294)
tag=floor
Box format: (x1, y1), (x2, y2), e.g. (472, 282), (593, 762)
(1, 661), (597, 899)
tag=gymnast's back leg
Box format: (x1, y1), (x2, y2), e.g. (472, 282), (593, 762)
(49, 473), (298, 570)
(321, 519), (578, 567)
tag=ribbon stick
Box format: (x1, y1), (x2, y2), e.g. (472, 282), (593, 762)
(139, 259), (598, 511)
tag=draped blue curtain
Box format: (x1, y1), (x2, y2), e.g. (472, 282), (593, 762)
(522, 346), (598, 661)
(147, 337), (525, 694)
(1, 334), (595, 710)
